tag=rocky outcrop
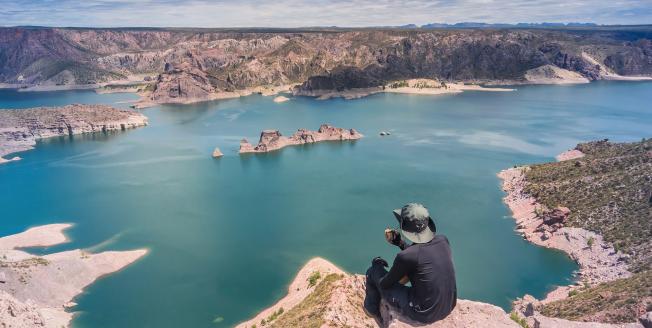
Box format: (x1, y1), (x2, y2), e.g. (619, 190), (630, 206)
(380, 299), (519, 328)
(0, 104), (148, 163)
(239, 124), (363, 154)
(513, 295), (644, 328)
(236, 257), (521, 328)
(555, 149), (585, 161)
(273, 96), (290, 103)
(148, 53), (216, 104)
(524, 65), (590, 84)
(0, 224), (147, 327)
(212, 147), (224, 158)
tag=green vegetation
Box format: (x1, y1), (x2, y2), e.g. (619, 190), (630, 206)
(587, 236), (595, 248)
(541, 271), (652, 323)
(0, 257), (50, 268)
(523, 139), (652, 323)
(524, 139), (651, 272)
(387, 80), (409, 88)
(509, 311), (530, 328)
(269, 274), (344, 328)
(307, 271), (321, 287)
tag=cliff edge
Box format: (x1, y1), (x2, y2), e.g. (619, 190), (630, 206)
(0, 104), (148, 163)
(235, 258), (519, 328)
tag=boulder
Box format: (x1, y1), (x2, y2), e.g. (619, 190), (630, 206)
(380, 299), (520, 328)
(542, 206), (570, 226)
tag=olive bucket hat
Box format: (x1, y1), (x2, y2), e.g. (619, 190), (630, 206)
(393, 203), (436, 244)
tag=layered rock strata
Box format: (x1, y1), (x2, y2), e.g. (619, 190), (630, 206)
(239, 124), (362, 154)
(0, 104), (148, 163)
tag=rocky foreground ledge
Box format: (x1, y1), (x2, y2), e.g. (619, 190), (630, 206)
(0, 104), (148, 163)
(236, 258), (520, 328)
(0, 224), (147, 327)
(239, 124), (362, 154)
(237, 257), (647, 328)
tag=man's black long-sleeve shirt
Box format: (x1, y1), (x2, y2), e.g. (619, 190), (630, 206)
(379, 234), (457, 323)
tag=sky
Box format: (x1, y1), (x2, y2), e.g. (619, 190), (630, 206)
(1, 0), (651, 28)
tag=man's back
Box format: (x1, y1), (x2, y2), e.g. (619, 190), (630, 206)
(381, 234), (457, 323)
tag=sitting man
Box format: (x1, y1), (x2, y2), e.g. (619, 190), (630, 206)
(364, 203), (457, 324)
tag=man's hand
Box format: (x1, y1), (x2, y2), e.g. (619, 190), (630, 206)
(384, 229), (402, 247)
(372, 257), (388, 268)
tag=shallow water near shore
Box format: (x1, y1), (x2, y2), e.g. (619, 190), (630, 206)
(1, 81), (651, 327)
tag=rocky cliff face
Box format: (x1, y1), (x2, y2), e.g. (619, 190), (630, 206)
(0, 104), (148, 162)
(149, 53), (216, 104)
(2, 27), (651, 99)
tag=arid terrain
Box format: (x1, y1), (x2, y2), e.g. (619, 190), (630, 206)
(1, 27), (651, 106)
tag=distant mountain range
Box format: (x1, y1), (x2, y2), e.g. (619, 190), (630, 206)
(396, 22), (599, 29)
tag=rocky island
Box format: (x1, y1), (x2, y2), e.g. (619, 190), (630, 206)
(0, 104), (148, 163)
(0, 224), (147, 327)
(239, 124), (363, 154)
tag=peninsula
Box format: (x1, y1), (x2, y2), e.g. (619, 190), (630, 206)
(0, 224), (147, 327)
(239, 124), (363, 154)
(501, 139), (651, 327)
(1, 27), (651, 107)
(0, 104), (148, 163)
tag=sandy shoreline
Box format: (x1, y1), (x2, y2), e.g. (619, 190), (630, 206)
(134, 83), (298, 108)
(498, 150), (631, 302)
(294, 80), (514, 100)
(0, 224), (147, 327)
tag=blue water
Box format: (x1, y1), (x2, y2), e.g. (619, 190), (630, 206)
(1, 82), (650, 327)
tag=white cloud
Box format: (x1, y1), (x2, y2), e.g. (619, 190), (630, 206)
(0, 0), (650, 27)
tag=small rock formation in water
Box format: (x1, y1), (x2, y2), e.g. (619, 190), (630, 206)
(273, 95), (290, 103)
(239, 124), (363, 154)
(0, 104), (148, 163)
(212, 147), (224, 158)
(380, 131), (391, 136)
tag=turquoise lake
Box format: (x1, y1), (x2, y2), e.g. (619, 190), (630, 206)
(1, 82), (651, 327)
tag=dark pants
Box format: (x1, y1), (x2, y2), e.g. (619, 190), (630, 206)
(364, 263), (411, 318)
